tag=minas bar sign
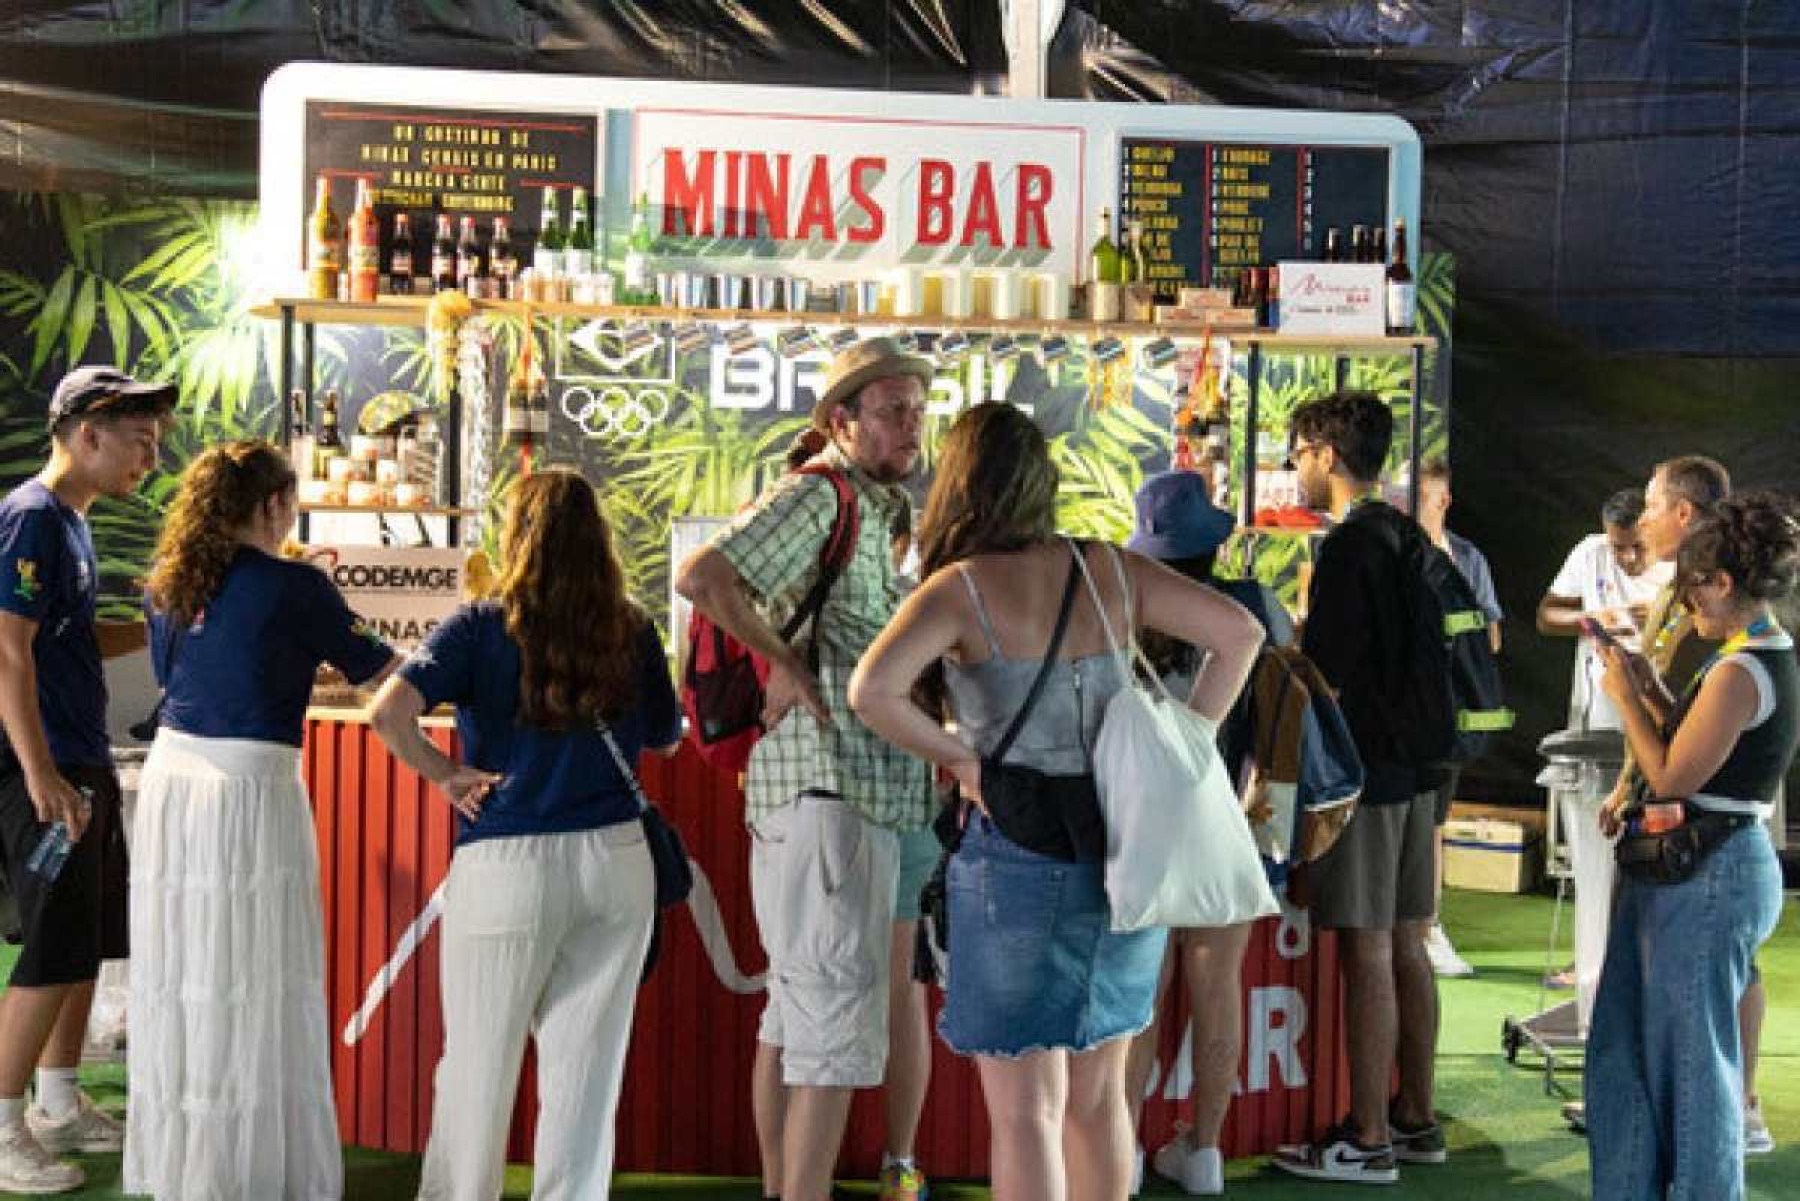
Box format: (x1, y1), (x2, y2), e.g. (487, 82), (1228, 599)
(632, 108), (1086, 279)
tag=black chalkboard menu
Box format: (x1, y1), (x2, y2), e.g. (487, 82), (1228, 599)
(301, 100), (599, 269)
(1119, 139), (1390, 290)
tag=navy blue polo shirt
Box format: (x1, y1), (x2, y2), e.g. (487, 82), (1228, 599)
(399, 602), (682, 847)
(0, 480), (108, 767)
(149, 547), (395, 747)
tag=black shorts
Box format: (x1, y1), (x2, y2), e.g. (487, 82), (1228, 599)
(0, 761), (128, 987)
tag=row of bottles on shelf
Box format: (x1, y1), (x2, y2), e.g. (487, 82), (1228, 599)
(290, 389), (446, 509)
(307, 177), (656, 305)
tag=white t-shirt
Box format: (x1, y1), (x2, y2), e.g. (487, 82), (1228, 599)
(1547, 533), (1672, 730)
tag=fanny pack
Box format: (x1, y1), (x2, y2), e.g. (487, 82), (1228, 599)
(1614, 802), (1755, 885)
(914, 550), (1099, 984)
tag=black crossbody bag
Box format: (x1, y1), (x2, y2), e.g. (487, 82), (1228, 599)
(914, 547), (1101, 982)
(1614, 796), (1756, 885)
(594, 721), (693, 981)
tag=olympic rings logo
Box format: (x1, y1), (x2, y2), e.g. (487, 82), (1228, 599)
(559, 385), (672, 441)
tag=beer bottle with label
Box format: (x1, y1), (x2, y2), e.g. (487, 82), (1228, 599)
(1088, 207), (1122, 322)
(288, 390), (315, 482)
(564, 187), (594, 281)
(456, 216), (483, 295)
(430, 214), (456, 292)
(1386, 218), (1416, 335)
(389, 212), (415, 295)
(315, 389), (345, 481)
(623, 193), (653, 303)
(502, 365), (532, 448)
(534, 187), (562, 279)
(306, 175), (343, 301)
(1127, 219), (1151, 293)
(530, 375), (551, 439)
(347, 179), (380, 304)
(489, 216), (517, 299)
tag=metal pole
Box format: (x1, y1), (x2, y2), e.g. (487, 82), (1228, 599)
(1408, 342), (1425, 517)
(1240, 341), (1263, 527)
(1004, 0), (1062, 100)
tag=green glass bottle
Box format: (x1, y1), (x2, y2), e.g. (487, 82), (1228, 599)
(1089, 206), (1122, 321)
(533, 187), (562, 278)
(624, 193), (654, 304)
(564, 186), (594, 280)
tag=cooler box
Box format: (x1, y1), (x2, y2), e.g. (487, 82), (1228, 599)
(1444, 801), (1544, 893)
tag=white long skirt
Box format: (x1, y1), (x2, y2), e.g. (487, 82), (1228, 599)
(124, 728), (342, 1201)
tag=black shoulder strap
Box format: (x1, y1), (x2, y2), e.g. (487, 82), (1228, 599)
(989, 546), (1083, 764)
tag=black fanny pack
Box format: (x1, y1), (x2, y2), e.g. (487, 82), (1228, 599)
(914, 548), (1102, 984)
(1614, 802), (1755, 885)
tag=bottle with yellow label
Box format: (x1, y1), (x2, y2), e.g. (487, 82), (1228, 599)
(307, 175), (344, 301)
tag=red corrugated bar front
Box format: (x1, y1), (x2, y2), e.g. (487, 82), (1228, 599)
(305, 715), (1348, 1177)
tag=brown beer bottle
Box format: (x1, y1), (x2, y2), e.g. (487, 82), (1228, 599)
(1386, 219), (1416, 335)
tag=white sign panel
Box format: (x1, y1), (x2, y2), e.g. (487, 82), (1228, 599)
(306, 544), (463, 648)
(630, 107), (1086, 281)
(1275, 262), (1385, 336)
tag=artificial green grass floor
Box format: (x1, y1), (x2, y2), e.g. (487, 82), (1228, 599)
(37, 889), (1800, 1198)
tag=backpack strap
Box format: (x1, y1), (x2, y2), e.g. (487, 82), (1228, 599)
(777, 466), (861, 668)
(989, 550), (1083, 765)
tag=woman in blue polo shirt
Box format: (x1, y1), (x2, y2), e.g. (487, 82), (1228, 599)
(369, 468), (681, 1201)
(128, 440), (398, 1201)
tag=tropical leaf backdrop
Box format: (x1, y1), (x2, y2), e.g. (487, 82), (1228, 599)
(0, 191), (1454, 631)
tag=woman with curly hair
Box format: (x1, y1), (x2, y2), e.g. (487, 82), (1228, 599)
(127, 440), (398, 1200)
(1587, 494), (1800, 1201)
(369, 468), (681, 1201)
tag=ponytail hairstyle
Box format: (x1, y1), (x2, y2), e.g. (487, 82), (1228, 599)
(1676, 492), (1800, 605)
(495, 468), (642, 730)
(146, 440), (297, 625)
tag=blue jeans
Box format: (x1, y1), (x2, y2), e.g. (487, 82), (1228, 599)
(1585, 824), (1782, 1201)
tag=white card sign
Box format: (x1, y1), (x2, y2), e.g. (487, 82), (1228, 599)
(1276, 263), (1385, 335)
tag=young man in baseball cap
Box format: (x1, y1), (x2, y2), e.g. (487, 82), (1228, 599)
(0, 365), (173, 1192)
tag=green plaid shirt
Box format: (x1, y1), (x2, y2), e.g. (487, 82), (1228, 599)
(712, 442), (931, 831)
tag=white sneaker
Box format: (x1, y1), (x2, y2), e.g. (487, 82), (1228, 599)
(1424, 923), (1475, 978)
(0, 1119), (83, 1194)
(1153, 1127), (1225, 1195)
(26, 1092), (123, 1154)
(1745, 1101), (1775, 1155)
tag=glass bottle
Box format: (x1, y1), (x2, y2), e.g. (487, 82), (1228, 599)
(534, 186), (563, 279)
(306, 175), (343, 301)
(1088, 207), (1122, 322)
(1386, 218), (1416, 335)
(564, 187), (594, 281)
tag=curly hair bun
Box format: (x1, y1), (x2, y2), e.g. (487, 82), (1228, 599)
(1719, 492), (1800, 601)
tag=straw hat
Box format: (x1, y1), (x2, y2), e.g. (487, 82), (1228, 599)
(811, 336), (935, 431)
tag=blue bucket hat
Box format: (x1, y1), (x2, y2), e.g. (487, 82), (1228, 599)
(1127, 470), (1236, 560)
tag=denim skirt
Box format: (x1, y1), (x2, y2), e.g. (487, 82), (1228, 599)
(939, 816), (1167, 1057)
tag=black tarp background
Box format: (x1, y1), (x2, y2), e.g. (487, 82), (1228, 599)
(3, 1), (1797, 804)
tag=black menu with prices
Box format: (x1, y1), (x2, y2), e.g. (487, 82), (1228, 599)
(1120, 139), (1390, 290)
(301, 100), (599, 272)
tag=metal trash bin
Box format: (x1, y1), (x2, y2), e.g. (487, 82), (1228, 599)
(1501, 728), (1624, 1094)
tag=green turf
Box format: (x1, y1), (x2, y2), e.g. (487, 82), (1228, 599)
(27, 889), (1800, 1198)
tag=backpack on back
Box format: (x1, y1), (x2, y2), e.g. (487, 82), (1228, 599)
(1244, 644), (1365, 885)
(681, 465), (859, 775)
(1363, 506), (1513, 768)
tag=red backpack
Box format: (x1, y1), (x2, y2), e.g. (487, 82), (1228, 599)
(681, 465), (860, 775)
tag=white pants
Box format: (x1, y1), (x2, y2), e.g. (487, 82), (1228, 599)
(418, 824), (655, 1201)
(1559, 791), (1616, 1034)
(749, 792), (900, 1088)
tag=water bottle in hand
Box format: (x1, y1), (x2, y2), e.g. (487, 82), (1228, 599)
(25, 786), (93, 885)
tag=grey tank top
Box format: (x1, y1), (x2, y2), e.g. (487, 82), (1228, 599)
(943, 547), (1129, 775)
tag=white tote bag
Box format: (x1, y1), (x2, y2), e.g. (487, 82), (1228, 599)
(1071, 542), (1279, 932)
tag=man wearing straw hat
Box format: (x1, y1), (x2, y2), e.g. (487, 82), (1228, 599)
(678, 337), (935, 1201)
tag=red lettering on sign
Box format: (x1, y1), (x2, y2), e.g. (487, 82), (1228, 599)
(663, 149), (717, 237)
(793, 154), (837, 241)
(744, 153), (790, 240)
(1015, 163), (1053, 250)
(848, 156), (886, 244)
(917, 159), (955, 246)
(722, 150), (744, 237)
(960, 162), (1003, 248)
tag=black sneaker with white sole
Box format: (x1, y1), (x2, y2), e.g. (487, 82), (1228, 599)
(1389, 1115), (1447, 1164)
(1272, 1122), (1399, 1185)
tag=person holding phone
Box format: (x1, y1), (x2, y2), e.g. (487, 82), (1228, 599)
(1585, 494), (1798, 1201)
